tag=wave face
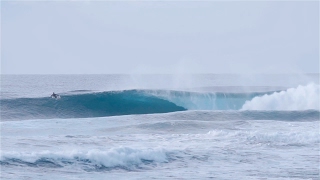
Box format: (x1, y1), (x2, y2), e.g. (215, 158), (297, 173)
(1, 90), (186, 120)
(241, 83), (319, 110)
(1, 84), (319, 120)
(1, 89), (263, 120)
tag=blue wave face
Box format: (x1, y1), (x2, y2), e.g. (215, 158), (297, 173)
(2, 89), (266, 120)
(1, 90), (187, 120)
(2, 87), (318, 121)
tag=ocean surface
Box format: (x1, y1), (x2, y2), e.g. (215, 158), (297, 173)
(1, 74), (319, 179)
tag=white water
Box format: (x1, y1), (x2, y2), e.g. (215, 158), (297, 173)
(1, 75), (319, 180)
(242, 83), (320, 110)
(1, 111), (319, 179)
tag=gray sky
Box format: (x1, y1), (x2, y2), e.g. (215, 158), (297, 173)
(1, 1), (319, 74)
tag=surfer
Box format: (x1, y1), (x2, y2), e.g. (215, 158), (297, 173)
(51, 92), (59, 99)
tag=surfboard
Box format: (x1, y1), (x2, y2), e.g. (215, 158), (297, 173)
(51, 95), (61, 99)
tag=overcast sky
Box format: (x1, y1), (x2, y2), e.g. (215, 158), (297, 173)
(1, 1), (319, 74)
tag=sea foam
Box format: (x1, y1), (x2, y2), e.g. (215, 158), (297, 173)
(0, 147), (169, 170)
(241, 83), (319, 110)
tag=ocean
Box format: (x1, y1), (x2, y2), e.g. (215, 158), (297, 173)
(1, 74), (319, 179)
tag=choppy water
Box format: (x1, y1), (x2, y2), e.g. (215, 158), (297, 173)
(1, 74), (319, 179)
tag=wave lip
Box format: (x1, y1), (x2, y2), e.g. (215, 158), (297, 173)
(143, 90), (261, 110)
(241, 83), (320, 111)
(0, 147), (169, 171)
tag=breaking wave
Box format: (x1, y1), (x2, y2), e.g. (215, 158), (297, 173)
(1, 90), (187, 120)
(1, 83), (318, 120)
(241, 83), (319, 110)
(0, 147), (169, 171)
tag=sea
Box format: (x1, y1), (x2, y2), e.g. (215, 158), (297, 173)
(1, 74), (319, 180)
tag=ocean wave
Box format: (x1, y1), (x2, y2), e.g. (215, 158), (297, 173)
(0, 147), (169, 171)
(1, 90), (186, 120)
(241, 83), (319, 110)
(1, 89), (258, 120)
(1, 84), (318, 120)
